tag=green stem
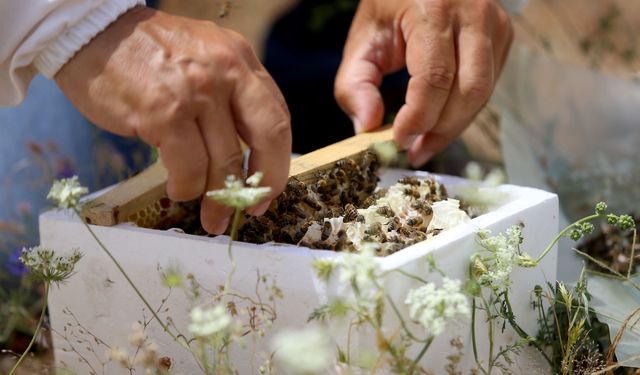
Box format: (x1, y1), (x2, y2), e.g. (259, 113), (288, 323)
(412, 337), (434, 366)
(223, 209), (242, 295)
(385, 294), (429, 343)
(73, 209), (185, 349)
(503, 291), (552, 365)
(394, 268), (429, 284)
(479, 294), (495, 373)
(536, 214), (600, 263)
(9, 282), (49, 375)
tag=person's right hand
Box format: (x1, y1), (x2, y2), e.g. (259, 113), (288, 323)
(55, 6), (292, 234)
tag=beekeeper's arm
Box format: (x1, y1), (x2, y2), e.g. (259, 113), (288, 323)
(0, 3), (291, 234)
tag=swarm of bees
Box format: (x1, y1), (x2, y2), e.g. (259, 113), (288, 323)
(238, 151), (453, 256)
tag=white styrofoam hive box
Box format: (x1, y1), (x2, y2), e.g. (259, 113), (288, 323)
(42, 170), (558, 374)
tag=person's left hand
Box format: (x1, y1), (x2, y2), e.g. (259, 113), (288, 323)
(334, 0), (513, 167)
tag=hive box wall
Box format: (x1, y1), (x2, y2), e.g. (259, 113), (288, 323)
(42, 171), (558, 374)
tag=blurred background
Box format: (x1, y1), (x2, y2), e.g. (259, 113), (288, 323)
(2, 0), (640, 371)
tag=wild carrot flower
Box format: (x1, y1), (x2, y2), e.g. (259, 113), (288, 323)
(188, 305), (231, 337)
(206, 173), (271, 210)
(47, 175), (88, 209)
(272, 326), (332, 374)
(474, 225), (536, 289)
(19, 246), (82, 285)
(405, 277), (470, 336)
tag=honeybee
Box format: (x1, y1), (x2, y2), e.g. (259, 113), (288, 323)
(343, 203), (358, 222)
(218, 0), (233, 18)
(303, 196), (322, 211)
(398, 176), (420, 186)
(404, 187), (421, 199)
(333, 168), (348, 184)
(376, 205), (395, 218)
(321, 221), (332, 241)
(411, 201), (433, 216)
(387, 217), (401, 231)
(336, 158), (357, 170)
(329, 207), (344, 217)
(365, 222), (383, 236)
(361, 150), (378, 169)
(406, 216), (423, 227)
(361, 196), (376, 208)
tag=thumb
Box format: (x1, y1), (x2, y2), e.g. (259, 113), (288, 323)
(334, 46), (385, 133)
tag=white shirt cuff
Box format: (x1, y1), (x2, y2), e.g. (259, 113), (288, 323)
(34, 0), (145, 78)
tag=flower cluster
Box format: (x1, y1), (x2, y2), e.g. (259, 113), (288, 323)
(473, 225), (536, 290)
(271, 326), (332, 374)
(206, 173), (271, 210)
(188, 304), (231, 338)
(404, 277), (470, 336)
(19, 246), (82, 285)
(313, 244), (383, 314)
(567, 202), (636, 242)
(47, 175), (88, 209)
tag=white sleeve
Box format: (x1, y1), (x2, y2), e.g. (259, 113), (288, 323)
(500, 0), (528, 14)
(0, 0), (145, 107)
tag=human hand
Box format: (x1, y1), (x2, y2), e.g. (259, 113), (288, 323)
(335, 0), (513, 167)
(55, 6), (291, 234)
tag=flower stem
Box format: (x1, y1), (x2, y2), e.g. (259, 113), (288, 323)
(503, 291), (552, 365)
(9, 282), (49, 375)
(536, 214), (600, 263)
(73, 208), (185, 348)
(412, 337), (433, 366)
(223, 209), (242, 295)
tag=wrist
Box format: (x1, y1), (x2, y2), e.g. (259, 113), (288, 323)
(36, 0), (146, 79)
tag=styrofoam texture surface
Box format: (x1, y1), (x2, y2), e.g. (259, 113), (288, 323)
(42, 170), (558, 374)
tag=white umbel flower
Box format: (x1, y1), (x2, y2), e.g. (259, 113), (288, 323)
(336, 245), (380, 292)
(188, 305), (231, 337)
(405, 278), (470, 336)
(206, 174), (271, 209)
(47, 175), (88, 209)
(272, 326), (332, 374)
(475, 225), (535, 289)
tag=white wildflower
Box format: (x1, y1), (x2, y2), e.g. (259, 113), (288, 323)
(463, 161), (484, 181)
(19, 246), (82, 285)
(135, 342), (159, 369)
(246, 172), (263, 187)
(188, 305), (231, 337)
(475, 225), (535, 289)
(128, 322), (145, 347)
(272, 326), (332, 374)
(336, 245), (380, 292)
(206, 175), (271, 209)
(405, 278), (470, 336)
(106, 346), (131, 368)
(427, 199), (470, 231)
(47, 176), (88, 209)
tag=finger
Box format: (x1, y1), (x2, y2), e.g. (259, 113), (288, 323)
(334, 43), (386, 133)
(392, 10), (456, 150)
(408, 12), (496, 167)
(157, 121), (208, 201)
(231, 75), (292, 216)
(198, 103), (245, 234)
(492, 6), (514, 77)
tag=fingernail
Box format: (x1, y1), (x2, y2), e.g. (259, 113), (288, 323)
(411, 150), (434, 168)
(212, 217), (230, 235)
(351, 116), (364, 133)
(402, 135), (418, 150)
(247, 200), (271, 216)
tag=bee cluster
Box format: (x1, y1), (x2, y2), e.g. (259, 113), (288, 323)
(238, 151), (453, 256)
